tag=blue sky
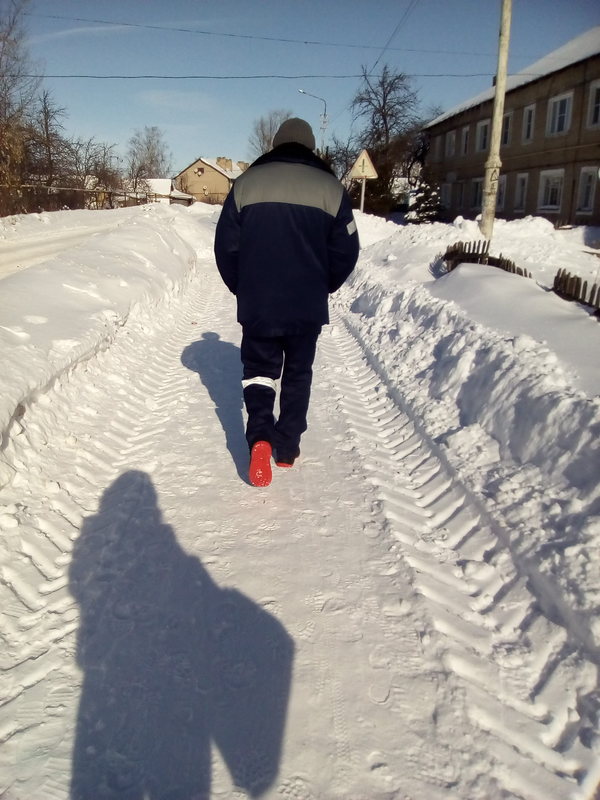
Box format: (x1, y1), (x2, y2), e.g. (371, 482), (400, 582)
(24, 0), (600, 174)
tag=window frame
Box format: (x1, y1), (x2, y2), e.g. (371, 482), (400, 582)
(501, 112), (512, 147)
(471, 177), (483, 209)
(538, 169), (564, 213)
(576, 167), (597, 214)
(460, 126), (470, 156)
(476, 119), (491, 152)
(514, 173), (528, 212)
(587, 79), (600, 128)
(440, 182), (452, 208)
(546, 91), (573, 136)
(496, 174), (507, 211)
(431, 135), (442, 162)
(522, 104), (535, 144)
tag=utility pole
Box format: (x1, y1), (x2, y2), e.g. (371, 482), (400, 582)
(298, 89), (328, 155)
(479, 0), (512, 239)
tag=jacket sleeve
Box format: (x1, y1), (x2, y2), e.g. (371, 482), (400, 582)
(213, 188), (240, 294)
(328, 189), (360, 293)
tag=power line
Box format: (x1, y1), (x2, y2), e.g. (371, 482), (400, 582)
(15, 72), (508, 80)
(18, 73), (365, 80)
(371, 0), (422, 72)
(24, 11), (505, 58)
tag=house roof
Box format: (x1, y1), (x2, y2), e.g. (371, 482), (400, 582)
(170, 187), (195, 200)
(199, 158), (246, 180)
(146, 178), (172, 196)
(424, 26), (600, 129)
(146, 178), (194, 200)
(174, 158), (246, 181)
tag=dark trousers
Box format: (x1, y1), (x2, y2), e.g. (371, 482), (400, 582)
(241, 332), (319, 455)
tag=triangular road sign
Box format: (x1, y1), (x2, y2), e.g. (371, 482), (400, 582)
(349, 149), (378, 180)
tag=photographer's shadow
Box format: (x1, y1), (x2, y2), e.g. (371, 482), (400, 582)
(182, 332), (249, 482)
(69, 470), (294, 799)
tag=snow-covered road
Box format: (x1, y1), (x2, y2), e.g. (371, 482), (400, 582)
(1, 237), (597, 800)
(0, 208), (143, 280)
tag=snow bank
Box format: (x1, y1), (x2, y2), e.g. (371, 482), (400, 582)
(339, 213), (600, 651)
(0, 204), (218, 486)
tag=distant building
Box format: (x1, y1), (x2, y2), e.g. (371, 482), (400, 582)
(146, 178), (195, 206)
(422, 27), (600, 226)
(173, 157), (249, 204)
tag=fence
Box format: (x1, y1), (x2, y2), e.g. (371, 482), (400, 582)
(443, 240), (532, 278)
(0, 184), (172, 216)
(443, 241), (600, 316)
(553, 268), (600, 311)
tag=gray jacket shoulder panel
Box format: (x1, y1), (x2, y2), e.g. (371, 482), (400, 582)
(233, 162), (344, 218)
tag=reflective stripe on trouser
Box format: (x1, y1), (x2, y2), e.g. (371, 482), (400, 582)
(241, 376), (277, 391)
(240, 332), (319, 452)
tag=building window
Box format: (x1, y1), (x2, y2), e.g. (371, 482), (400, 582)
(587, 80), (600, 128)
(445, 130), (456, 157)
(460, 126), (469, 156)
(501, 113), (512, 146)
(431, 135), (442, 162)
(546, 92), (572, 136)
(514, 173), (528, 211)
(471, 178), (483, 209)
(456, 182), (464, 207)
(522, 104), (535, 143)
(496, 175), (507, 211)
(577, 167), (597, 213)
(538, 169), (564, 212)
(440, 183), (452, 208)
(476, 119), (490, 151)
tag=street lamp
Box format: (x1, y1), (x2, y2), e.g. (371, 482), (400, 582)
(298, 89), (328, 155)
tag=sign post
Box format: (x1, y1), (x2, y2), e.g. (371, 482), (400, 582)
(349, 149), (378, 212)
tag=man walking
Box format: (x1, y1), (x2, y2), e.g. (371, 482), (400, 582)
(214, 118), (359, 487)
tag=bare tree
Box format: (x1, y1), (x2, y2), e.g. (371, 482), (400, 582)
(0, 0), (40, 212)
(352, 64), (419, 149)
(125, 126), (172, 193)
(25, 90), (68, 186)
(248, 109), (292, 159)
(66, 137), (117, 187)
(0, 0), (38, 124)
(350, 64), (421, 213)
(0, 2), (123, 213)
(90, 142), (121, 194)
(61, 137), (120, 208)
(328, 132), (361, 184)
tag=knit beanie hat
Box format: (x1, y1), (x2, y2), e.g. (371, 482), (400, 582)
(272, 117), (316, 150)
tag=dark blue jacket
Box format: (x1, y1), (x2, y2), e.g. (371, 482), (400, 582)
(214, 143), (359, 336)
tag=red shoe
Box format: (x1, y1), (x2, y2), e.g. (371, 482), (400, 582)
(249, 441), (272, 487)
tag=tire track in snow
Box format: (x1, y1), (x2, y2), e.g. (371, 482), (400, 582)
(318, 314), (598, 800)
(0, 212), (143, 279)
(1, 252), (598, 799)
(0, 264), (218, 799)
(0, 261), (486, 798)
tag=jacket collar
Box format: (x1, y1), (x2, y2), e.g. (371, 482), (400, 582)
(250, 143), (335, 175)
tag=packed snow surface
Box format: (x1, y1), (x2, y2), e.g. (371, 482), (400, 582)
(0, 203), (599, 799)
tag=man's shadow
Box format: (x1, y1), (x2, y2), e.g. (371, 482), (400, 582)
(69, 470), (294, 799)
(182, 332), (249, 482)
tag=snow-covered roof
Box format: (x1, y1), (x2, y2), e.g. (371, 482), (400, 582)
(146, 178), (172, 196)
(170, 187), (194, 200)
(425, 26), (600, 128)
(144, 178), (194, 201)
(200, 158), (245, 180)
